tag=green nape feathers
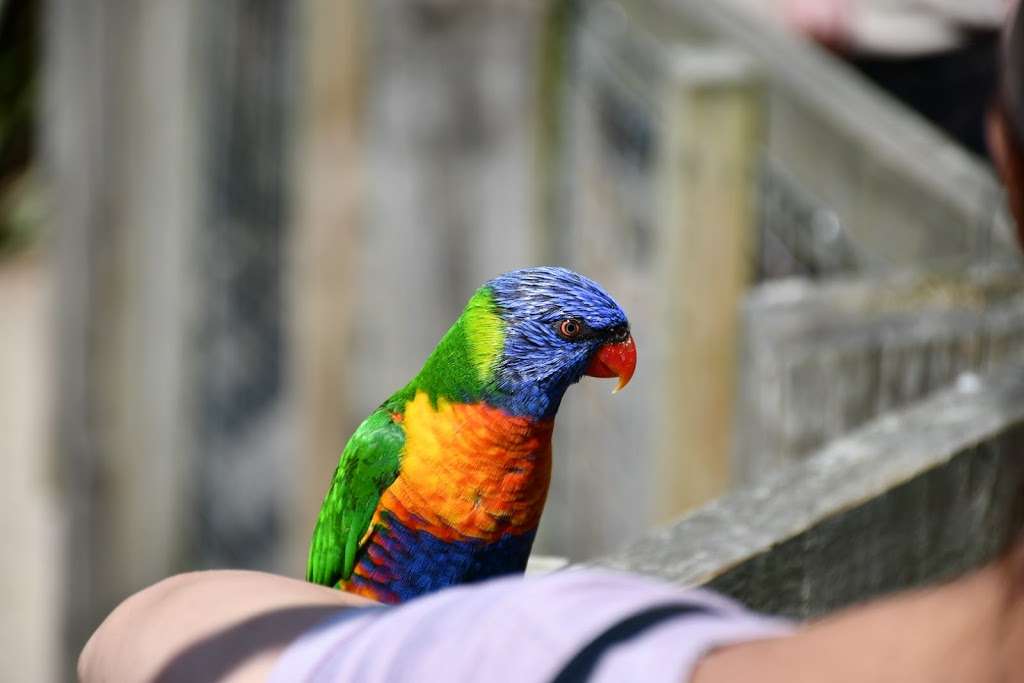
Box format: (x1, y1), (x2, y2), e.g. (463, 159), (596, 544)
(390, 287), (507, 409)
(462, 288), (506, 384)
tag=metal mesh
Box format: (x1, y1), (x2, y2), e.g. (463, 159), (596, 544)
(755, 155), (861, 281)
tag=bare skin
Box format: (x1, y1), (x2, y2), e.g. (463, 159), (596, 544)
(987, 104), (1024, 234)
(77, 571), (371, 683)
(695, 545), (1024, 683)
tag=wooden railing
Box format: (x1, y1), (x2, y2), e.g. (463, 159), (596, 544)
(594, 366), (1024, 617)
(545, 0), (1019, 558)
(39, 0), (1024, 679)
(735, 269), (1024, 483)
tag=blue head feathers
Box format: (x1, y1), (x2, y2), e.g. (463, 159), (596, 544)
(484, 266), (630, 419)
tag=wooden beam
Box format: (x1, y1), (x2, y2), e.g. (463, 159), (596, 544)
(653, 47), (762, 519)
(287, 0), (365, 576)
(46, 0), (198, 673)
(734, 269), (1024, 484)
(596, 364), (1024, 618)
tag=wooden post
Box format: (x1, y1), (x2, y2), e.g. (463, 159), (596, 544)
(46, 0), (198, 673)
(287, 0), (365, 576)
(653, 47), (762, 520)
(288, 0), (547, 571)
(188, 0), (296, 573)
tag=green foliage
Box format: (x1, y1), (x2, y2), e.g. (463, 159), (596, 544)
(0, 1), (41, 256)
(0, 170), (44, 256)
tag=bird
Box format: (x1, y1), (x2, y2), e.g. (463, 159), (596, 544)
(306, 266), (636, 603)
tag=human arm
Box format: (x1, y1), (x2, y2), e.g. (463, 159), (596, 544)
(79, 548), (1024, 683)
(77, 570), (373, 683)
(694, 545), (1024, 683)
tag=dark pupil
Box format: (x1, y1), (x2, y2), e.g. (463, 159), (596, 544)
(563, 320), (579, 337)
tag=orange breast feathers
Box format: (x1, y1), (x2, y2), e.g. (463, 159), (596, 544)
(376, 391), (555, 541)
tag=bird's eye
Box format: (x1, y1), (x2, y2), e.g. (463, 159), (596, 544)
(558, 318), (583, 340)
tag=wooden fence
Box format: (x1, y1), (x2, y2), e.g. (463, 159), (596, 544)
(46, 0), (548, 677)
(38, 0), (1024, 679)
(596, 364), (1024, 617)
(735, 269), (1024, 483)
(547, 0), (1019, 558)
(48, 0), (200, 670)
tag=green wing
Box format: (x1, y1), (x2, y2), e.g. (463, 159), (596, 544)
(306, 408), (405, 587)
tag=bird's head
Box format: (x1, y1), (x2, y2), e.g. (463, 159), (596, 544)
(463, 266), (636, 418)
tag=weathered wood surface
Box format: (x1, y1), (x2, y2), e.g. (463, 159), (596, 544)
(735, 269), (1024, 484)
(556, 0), (1021, 557)
(190, 0), (297, 572)
(595, 365), (1024, 618)
(755, 156), (860, 280)
(349, 0), (546, 408)
(48, 2), (299, 676)
(46, 0), (199, 672)
(287, 0), (365, 577)
(349, 1), (562, 555)
(601, 0), (1019, 271)
(652, 49), (762, 518)
(548, 35), (766, 555)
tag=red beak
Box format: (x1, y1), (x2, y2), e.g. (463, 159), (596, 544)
(584, 335), (637, 393)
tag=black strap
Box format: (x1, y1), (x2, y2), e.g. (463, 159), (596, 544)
(549, 603), (711, 683)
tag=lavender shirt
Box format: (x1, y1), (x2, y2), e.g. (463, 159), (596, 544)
(269, 568), (791, 682)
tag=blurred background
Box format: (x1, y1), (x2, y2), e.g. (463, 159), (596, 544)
(1, 0), (1020, 680)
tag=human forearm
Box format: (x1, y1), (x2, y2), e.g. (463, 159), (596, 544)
(694, 554), (1024, 683)
(77, 570), (371, 683)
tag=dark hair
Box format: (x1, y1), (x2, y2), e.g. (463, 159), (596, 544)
(1003, 3), (1024, 140)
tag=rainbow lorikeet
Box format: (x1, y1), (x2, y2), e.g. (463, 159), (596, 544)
(306, 267), (636, 603)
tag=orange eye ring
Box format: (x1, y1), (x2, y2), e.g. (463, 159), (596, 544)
(558, 319), (582, 339)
